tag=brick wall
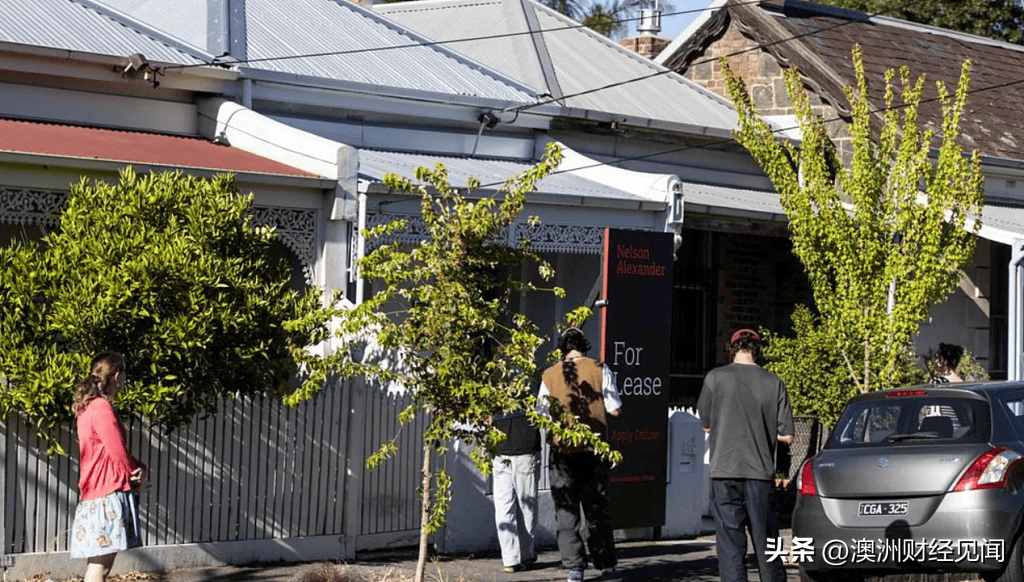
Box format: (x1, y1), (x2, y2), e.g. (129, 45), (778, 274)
(619, 35), (672, 60)
(713, 231), (811, 366)
(682, 20), (854, 164)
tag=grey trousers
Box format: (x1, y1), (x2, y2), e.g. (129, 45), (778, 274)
(493, 452), (539, 567)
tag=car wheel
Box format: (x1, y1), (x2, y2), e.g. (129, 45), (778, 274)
(986, 534), (1023, 582)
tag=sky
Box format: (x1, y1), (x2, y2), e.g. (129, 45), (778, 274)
(622, 0), (715, 42)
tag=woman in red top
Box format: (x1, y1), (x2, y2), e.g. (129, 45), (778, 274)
(69, 352), (147, 582)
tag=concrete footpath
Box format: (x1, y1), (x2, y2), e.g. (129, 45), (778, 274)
(153, 529), (987, 582)
(157, 533), (800, 582)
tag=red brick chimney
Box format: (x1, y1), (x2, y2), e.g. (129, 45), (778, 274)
(620, 34), (671, 59)
(620, 7), (671, 59)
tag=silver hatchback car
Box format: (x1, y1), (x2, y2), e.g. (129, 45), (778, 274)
(792, 383), (1024, 582)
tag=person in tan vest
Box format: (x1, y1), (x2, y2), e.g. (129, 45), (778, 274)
(537, 327), (622, 582)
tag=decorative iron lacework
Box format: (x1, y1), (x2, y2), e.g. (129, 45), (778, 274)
(364, 212), (603, 254)
(0, 187), (318, 285)
(251, 207), (318, 285)
(0, 188), (66, 227)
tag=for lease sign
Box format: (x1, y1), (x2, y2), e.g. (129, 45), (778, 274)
(601, 228), (674, 530)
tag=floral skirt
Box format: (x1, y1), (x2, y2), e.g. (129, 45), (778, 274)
(69, 490), (142, 559)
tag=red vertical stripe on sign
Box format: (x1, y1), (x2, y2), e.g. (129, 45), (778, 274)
(601, 227), (611, 362)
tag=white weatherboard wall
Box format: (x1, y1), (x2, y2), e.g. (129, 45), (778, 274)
(438, 412), (707, 553)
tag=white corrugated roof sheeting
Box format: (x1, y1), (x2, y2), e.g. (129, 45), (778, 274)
(91, 0), (537, 104)
(682, 182), (787, 221)
(979, 203), (1024, 244)
(91, 0), (207, 49)
(357, 148), (669, 210)
(375, 0), (738, 132)
(0, 0), (207, 65)
(242, 0), (534, 102)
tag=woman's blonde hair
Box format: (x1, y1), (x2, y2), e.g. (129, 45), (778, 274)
(72, 352), (125, 416)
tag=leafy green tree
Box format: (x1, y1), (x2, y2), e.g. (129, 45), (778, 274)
(0, 168), (331, 451)
(824, 0), (1024, 45)
(722, 46), (984, 426)
(288, 143), (618, 582)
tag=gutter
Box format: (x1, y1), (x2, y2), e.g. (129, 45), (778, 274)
(239, 67), (539, 115)
(0, 41), (235, 81)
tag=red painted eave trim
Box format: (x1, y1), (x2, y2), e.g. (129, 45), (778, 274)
(0, 118), (322, 179)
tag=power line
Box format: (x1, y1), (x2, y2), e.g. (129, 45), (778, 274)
(477, 74), (1024, 189)
(163, 0), (1021, 192)
(162, 1), (763, 71)
(156, 1), (888, 122)
(505, 4), (885, 113)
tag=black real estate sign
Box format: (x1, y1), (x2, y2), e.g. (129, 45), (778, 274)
(601, 228), (674, 530)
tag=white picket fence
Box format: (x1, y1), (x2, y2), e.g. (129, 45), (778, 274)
(1, 377), (428, 575)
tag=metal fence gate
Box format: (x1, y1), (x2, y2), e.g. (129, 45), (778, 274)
(1, 377), (426, 571)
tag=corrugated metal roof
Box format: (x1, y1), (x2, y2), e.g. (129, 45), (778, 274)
(91, 0), (207, 48)
(981, 203), (1024, 243)
(0, 117), (322, 178)
(91, 0), (537, 104)
(0, 0), (207, 65)
(683, 182), (786, 220)
(374, 0), (739, 132)
(358, 149), (662, 209)
(243, 0), (534, 102)
(682, 183), (1024, 247)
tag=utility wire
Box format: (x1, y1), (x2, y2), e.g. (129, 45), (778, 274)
(165, 0), (1018, 192)
(504, 3), (885, 113)
(162, 0), (764, 71)
(476, 74), (1024, 190)
(159, 1), (880, 119)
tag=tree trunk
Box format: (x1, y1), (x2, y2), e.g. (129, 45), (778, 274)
(862, 333), (871, 393)
(414, 441), (432, 582)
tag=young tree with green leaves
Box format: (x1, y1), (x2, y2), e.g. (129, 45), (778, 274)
(0, 169), (332, 452)
(722, 46), (984, 426)
(287, 143), (618, 582)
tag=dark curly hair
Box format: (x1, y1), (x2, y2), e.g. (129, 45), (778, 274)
(728, 330), (761, 360)
(558, 328), (591, 389)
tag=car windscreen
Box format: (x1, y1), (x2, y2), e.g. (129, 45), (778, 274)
(829, 396), (990, 449)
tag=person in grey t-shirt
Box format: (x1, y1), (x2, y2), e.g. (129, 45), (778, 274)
(697, 328), (794, 582)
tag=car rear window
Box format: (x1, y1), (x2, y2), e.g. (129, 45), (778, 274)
(830, 396), (990, 448)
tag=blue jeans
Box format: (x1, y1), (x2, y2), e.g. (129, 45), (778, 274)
(710, 478), (786, 582)
(493, 453), (539, 567)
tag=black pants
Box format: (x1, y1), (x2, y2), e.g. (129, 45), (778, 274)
(548, 450), (617, 571)
(710, 478), (786, 582)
